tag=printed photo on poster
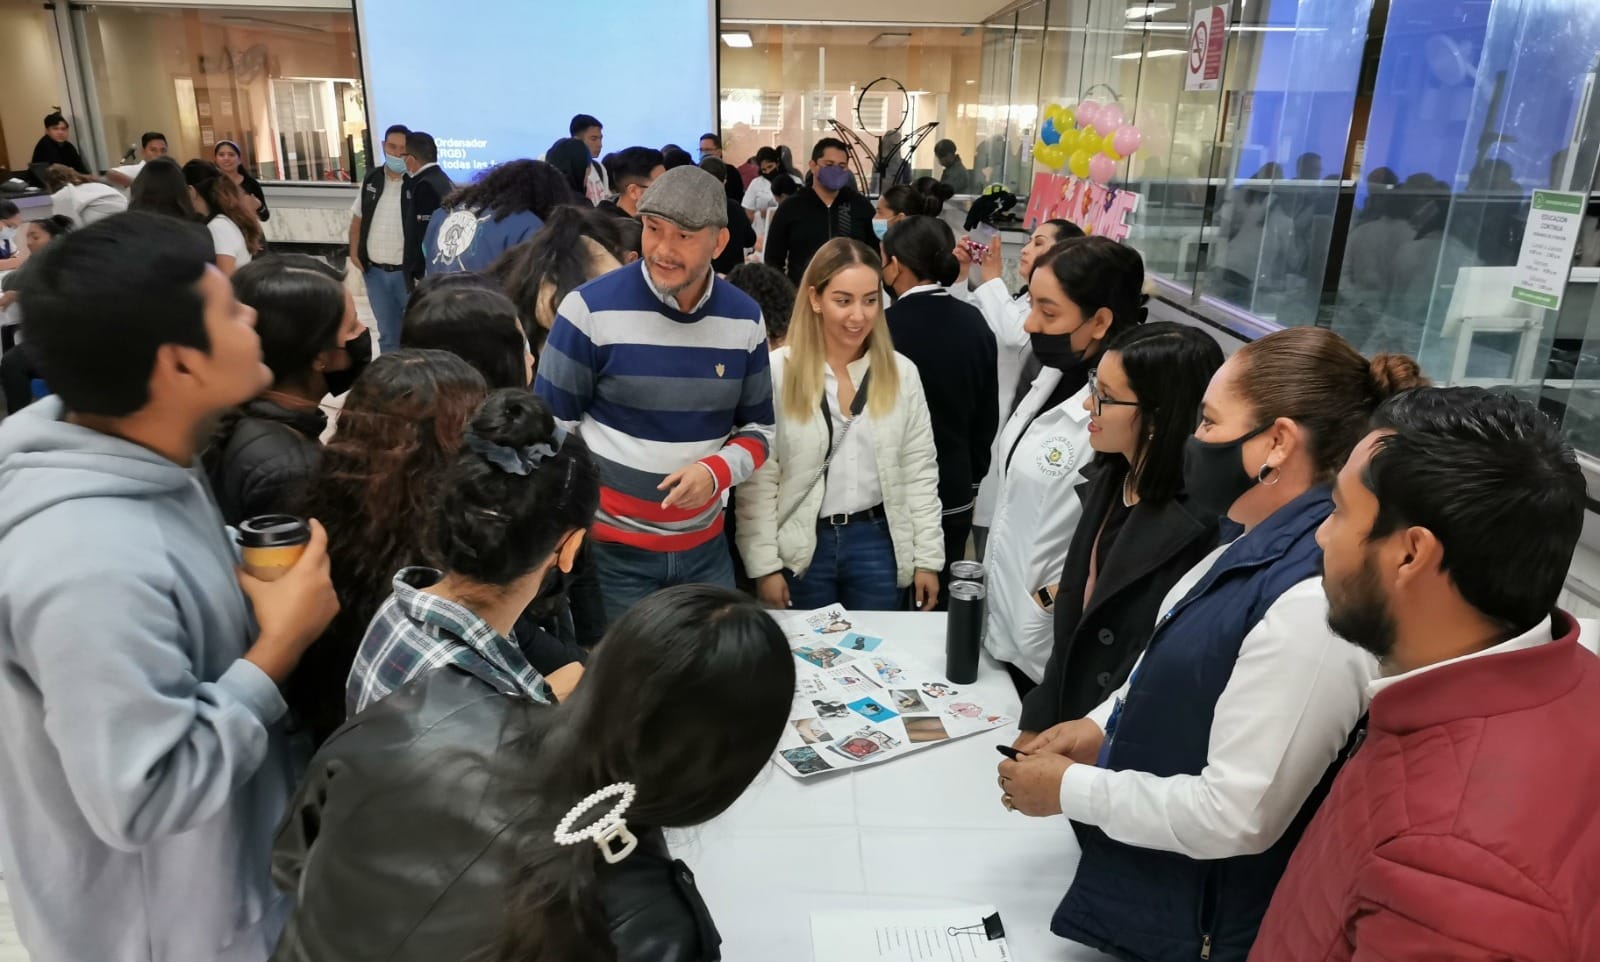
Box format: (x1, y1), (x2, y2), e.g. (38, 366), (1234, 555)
(812, 699), (850, 719)
(807, 607), (854, 635)
(891, 689), (928, 713)
(848, 697), (899, 724)
(838, 633), (884, 652)
(782, 746), (835, 775)
(903, 716), (951, 744)
(793, 717), (834, 744)
(921, 682), (958, 700)
(795, 646), (848, 669)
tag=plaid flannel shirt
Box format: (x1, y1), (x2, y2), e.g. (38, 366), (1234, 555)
(346, 566), (549, 716)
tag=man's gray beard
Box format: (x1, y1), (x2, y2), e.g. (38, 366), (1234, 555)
(649, 261), (711, 299)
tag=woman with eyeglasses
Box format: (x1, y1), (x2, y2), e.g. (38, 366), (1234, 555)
(982, 236), (1145, 695)
(1015, 322), (1224, 739)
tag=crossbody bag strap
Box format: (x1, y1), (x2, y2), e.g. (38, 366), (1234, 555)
(777, 368), (871, 529)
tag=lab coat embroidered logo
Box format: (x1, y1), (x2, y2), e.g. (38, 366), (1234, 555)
(1036, 436), (1075, 478)
(715, 363), (726, 377)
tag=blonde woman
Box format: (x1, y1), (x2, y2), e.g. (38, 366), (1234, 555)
(737, 238), (944, 611)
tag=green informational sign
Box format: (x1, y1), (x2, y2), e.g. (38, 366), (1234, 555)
(1511, 189), (1586, 310)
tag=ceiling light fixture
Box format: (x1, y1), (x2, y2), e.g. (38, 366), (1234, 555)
(722, 31), (754, 48)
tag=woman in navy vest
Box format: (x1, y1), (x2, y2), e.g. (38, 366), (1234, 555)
(998, 327), (1426, 962)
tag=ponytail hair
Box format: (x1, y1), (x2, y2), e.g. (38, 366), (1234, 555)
(882, 176), (955, 218)
(1233, 327), (1428, 480)
(497, 585), (795, 961)
(432, 389), (599, 587)
(882, 215), (960, 287)
(1037, 235), (1148, 345)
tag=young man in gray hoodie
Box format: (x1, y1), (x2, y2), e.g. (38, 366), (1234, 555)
(0, 212), (340, 962)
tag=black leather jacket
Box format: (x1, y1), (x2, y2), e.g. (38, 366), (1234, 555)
(203, 397), (325, 527)
(270, 665), (721, 962)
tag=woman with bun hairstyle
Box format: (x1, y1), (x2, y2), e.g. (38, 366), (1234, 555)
(873, 177), (956, 238)
(998, 328), (1427, 962)
(983, 236), (1143, 691)
(274, 399), (792, 962)
(883, 215), (998, 605)
(737, 238), (944, 612)
(344, 389), (598, 714)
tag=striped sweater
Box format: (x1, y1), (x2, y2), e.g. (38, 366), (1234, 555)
(534, 261), (774, 551)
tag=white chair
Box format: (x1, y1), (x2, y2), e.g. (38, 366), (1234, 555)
(1578, 617), (1599, 655)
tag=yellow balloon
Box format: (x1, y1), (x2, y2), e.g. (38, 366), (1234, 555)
(1102, 132), (1122, 161)
(1069, 149), (1093, 180)
(1058, 128), (1080, 154)
(1039, 145), (1069, 169)
(1060, 106), (1076, 129)
(1034, 137), (1049, 158)
(1043, 104), (1063, 126)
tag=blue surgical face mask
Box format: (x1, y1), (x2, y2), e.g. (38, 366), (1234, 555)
(384, 154), (407, 175)
(872, 218), (890, 240)
(816, 164), (853, 192)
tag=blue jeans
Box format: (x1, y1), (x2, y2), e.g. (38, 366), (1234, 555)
(786, 518), (902, 611)
(590, 534), (736, 626)
(363, 265), (410, 354)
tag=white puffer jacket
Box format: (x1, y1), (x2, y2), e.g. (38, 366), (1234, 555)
(736, 346), (945, 587)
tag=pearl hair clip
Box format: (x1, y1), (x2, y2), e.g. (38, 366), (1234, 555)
(553, 782), (639, 864)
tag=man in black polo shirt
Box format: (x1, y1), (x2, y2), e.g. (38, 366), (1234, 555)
(764, 137), (876, 285)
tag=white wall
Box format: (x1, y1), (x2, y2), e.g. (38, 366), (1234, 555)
(723, 0), (1007, 24)
(0, 4), (69, 171)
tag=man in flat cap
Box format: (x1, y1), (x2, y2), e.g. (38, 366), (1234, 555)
(535, 165), (774, 623)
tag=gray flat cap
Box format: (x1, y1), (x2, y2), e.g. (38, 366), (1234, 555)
(636, 165), (728, 230)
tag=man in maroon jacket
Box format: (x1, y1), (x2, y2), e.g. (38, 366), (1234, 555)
(1251, 386), (1599, 962)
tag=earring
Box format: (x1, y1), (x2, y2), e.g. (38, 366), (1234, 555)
(1257, 462), (1281, 486)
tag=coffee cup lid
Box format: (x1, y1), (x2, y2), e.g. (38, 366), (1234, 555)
(237, 514), (310, 548)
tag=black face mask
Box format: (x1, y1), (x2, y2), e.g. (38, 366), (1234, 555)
(1181, 424), (1272, 518)
(1029, 329), (1086, 370)
(323, 328), (373, 397)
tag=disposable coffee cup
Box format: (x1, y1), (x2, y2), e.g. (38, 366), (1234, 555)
(237, 515), (310, 582)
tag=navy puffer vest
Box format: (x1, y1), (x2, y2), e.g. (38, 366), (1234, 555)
(1053, 487), (1344, 962)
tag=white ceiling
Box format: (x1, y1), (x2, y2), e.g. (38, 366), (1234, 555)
(721, 0), (1009, 25)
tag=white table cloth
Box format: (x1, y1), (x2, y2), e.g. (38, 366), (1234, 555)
(669, 611), (1117, 961)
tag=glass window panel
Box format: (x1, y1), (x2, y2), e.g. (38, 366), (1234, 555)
(82, 5), (365, 183)
(718, 24), (984, 191)
(1199, 0), (1375, 325)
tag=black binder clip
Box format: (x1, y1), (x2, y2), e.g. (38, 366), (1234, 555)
(948, 912), (1007, 941)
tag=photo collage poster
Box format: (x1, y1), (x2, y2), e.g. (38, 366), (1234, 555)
(772, 607), (1013, 779)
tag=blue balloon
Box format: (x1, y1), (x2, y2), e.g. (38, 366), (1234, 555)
(1040, 118), (1061, 146)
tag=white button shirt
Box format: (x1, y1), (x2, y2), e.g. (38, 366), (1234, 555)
(1058, 543), (1379, 860)
(818, 363), (882, 517)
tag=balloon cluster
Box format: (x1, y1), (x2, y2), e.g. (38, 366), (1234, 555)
(1034, 100), (1143, 186)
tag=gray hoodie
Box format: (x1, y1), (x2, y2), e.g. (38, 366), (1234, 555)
(0, 398), (296, 962)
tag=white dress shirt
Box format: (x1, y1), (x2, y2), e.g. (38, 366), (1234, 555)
(818, 363), (882, 517)
(1061, 543), (1379, 860)
(1366, 618), (1555, 698)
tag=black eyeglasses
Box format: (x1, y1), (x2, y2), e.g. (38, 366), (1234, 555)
(1087, 370), (1139, 417)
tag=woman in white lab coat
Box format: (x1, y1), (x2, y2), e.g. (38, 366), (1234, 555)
(982, 236), (1147, 691)
(955, 218), (1083, 556)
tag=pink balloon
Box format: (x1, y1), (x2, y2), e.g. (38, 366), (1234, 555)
(1089, 153), (1117, 186)
(1075, 100), (1101, 131)
(1112, 124), (1143, 157)
(1099, 103), (1126, 131)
